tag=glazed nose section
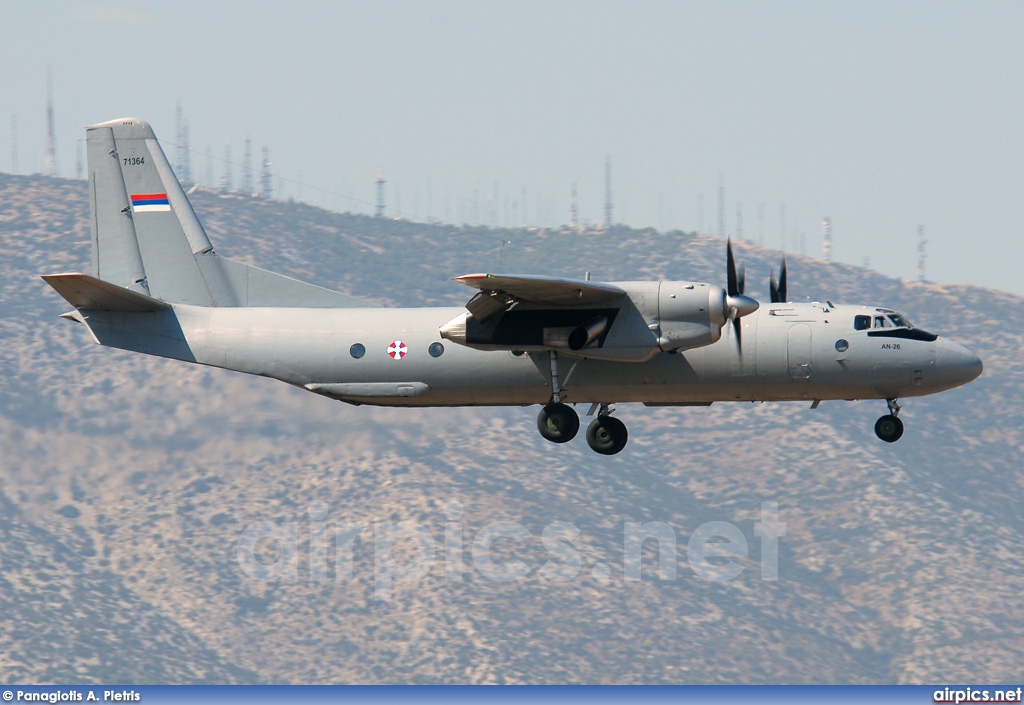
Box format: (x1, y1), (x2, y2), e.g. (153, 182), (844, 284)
(935, 338), (983, 389)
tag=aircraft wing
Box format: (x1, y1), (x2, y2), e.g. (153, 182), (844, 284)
(453, 273), (626, 322)
(455, 272), (623, 307)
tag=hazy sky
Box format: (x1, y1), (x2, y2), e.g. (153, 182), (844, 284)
(3, 1), (1022, 295)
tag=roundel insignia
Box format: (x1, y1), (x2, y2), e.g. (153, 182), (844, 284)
(387, 340), (408, 359)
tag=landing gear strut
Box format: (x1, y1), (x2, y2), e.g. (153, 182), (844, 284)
(535, 353), (628, 453)
(586, 404), (628, 455)
(874, 398), (904, 443)
(537, 351), (580, 443)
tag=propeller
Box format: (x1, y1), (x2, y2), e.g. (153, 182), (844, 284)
(725, 239), (759, 350)
(769, 257), (788, 303)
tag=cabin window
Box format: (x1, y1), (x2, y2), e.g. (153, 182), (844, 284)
(350, 343), (366, 359)
(854, 315), (871, 331)
(428, 342), (445, 358)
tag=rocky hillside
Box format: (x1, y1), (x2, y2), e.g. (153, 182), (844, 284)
(0, 173), (1020, 683)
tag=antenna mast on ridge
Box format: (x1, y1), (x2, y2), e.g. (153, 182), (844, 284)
(918, 225), (927, 282)
(375, 174), (386, 217)
(604, 155), (613, 228)
(44, 66), (58, 177)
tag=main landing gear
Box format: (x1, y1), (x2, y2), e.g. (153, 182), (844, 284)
(537, 402), (580, 444)
(586, 407), (628, 455)
(874, 398), (904, 443)
(536, 352), (629, 454)
(536, 403), (629, 455)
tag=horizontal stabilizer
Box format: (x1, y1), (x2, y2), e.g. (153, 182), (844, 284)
(41, 273), (170, 312)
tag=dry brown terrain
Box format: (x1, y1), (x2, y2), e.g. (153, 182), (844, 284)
(1, 173), (1020, 683)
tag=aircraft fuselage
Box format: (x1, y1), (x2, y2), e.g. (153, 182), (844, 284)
(80, 299), (981, 408)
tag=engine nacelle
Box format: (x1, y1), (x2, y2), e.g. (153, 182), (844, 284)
(656, 281), (723, 352)
(439, 279), (757, 361)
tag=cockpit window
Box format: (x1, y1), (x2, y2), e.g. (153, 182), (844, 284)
(874, 316), (890, 329)
(887, 314), (911, 328)
(854, 315), (871, 331)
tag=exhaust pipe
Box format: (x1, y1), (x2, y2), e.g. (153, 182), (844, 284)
(542, 316), (608, 351)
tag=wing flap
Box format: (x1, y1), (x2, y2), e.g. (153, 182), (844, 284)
(41, 273), (170, 312)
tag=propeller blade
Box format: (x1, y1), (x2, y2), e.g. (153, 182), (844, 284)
(769, 258), (788, 303)
(726, 239), (738, 297)
(725, 239), (756, 356)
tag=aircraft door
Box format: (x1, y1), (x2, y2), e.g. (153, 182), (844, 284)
(787, 324), (812, 380)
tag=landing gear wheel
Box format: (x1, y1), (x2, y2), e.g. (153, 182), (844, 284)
(874, 415), (904, 443)
(537, 403), (580, 443)
(586, 415), (629, 455)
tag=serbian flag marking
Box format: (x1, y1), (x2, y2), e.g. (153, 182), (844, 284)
(387, 341), (408, 359)
(131, 193), (171, 213)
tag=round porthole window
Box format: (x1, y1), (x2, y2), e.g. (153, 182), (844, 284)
(428, 342), (445, 358)
(350, 343), (366, 359)
(835, 339), (849, 353)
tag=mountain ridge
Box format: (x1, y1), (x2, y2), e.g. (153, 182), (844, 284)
(1, 172), (1020, 683)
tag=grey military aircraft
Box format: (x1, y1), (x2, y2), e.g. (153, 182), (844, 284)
(43, 118), (982, 455)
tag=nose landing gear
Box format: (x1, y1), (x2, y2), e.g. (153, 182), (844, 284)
(874, 398), (904, 443)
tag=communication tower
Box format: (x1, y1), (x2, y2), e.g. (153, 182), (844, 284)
(242, 137), (253, 196)
(779, 205), (787, 252)
(758, 201), (765, 246)
(44, 67), (58, 177)
(917, 225), (927, 282)
(822, 217), (832, 261)
(260, 146), (272, 200)
(176, 103), (191, 184)
(570, 182), (579, 230)
(604, 155), (613, 228)
(220, 138), (233, 192)
(717, 175), (725, 238)
(375, 174), (386, 217)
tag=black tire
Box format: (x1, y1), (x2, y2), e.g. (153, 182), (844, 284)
(586, 415), (629, 455)
(537, 403), (580, 443)
(874, 415), (904, 443)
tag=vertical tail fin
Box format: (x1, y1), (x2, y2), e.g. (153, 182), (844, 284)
(84, 117), (372, 309)
(88, 117), (215, 305)
(83, 116), (370, 307)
